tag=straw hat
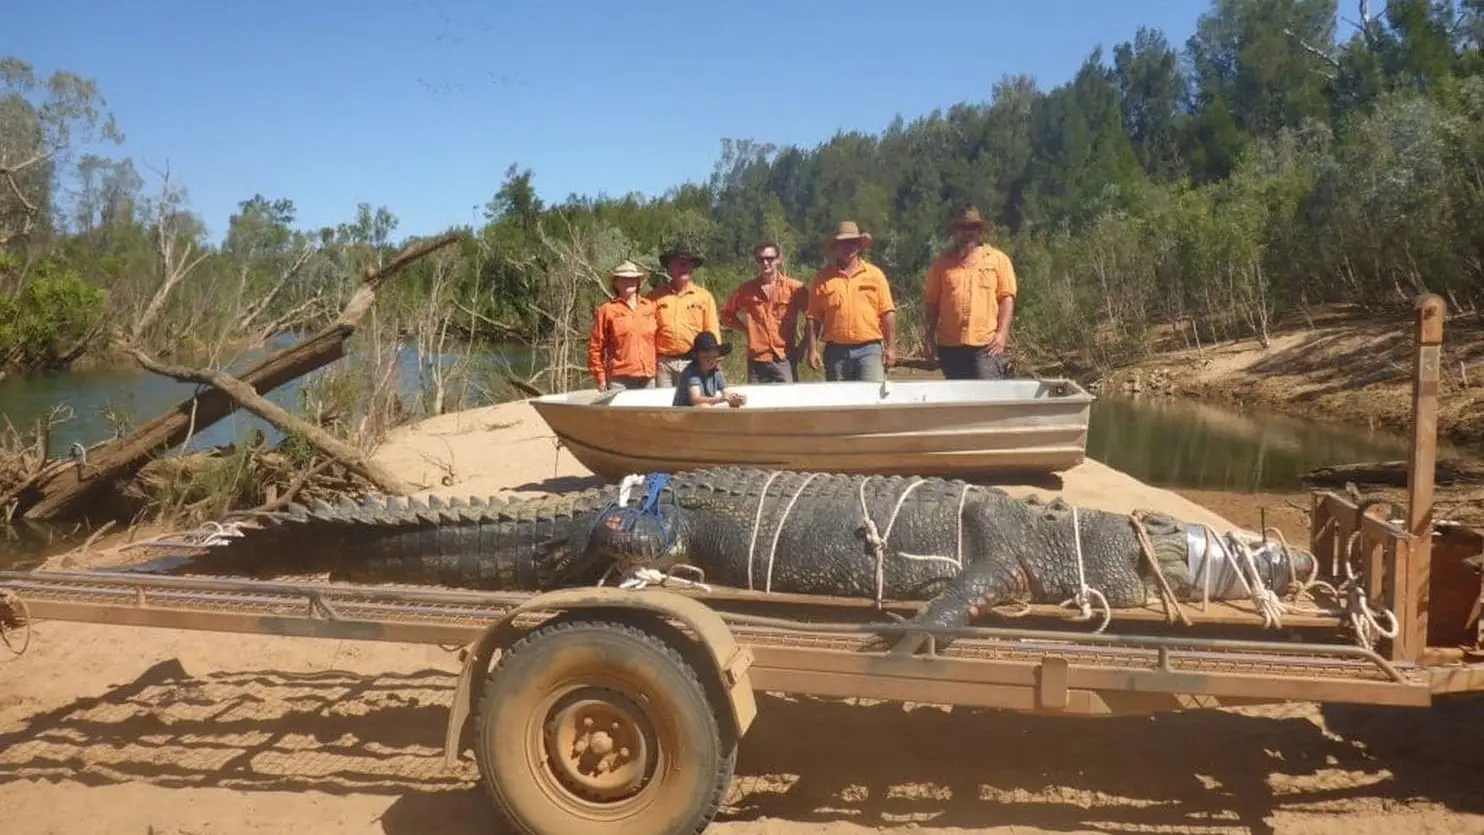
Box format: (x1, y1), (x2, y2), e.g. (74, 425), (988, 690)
(947, 206), (989, 232)
(825, 220), (872, 248)
(608, 259), (647, 290)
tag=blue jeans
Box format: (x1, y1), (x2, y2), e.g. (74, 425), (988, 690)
(823, 342), (884, 382)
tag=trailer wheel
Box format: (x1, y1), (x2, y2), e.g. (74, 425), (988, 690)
(473, 617), (736, 835)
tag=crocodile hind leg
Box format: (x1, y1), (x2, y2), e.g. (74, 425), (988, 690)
(914, 555), (1030, 630)
(872, 556), (1030, 655)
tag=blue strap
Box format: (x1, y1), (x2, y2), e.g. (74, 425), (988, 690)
(593, 472), (680, 551)
(638, 472), (672, 514)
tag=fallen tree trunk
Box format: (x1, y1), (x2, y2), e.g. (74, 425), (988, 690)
(1300, 458), (1484, 488)
(3, 233), (462, 522)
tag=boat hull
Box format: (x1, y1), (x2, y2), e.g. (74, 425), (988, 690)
(529, 378), (1093, 481)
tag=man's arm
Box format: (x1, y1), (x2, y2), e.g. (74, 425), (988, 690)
(704, 293), (721, 340)
(922, 261), (941, 360)
(881, 311), (897, 366)
(783, 286), (806, 357)
(990, 252), (1019, 354)
(874, 268), (898, 366)
(587, 308), (608, 389)
(804, 277), (825, 368)
(719, 289), (744, 333)
(994, 297), (1015, 347)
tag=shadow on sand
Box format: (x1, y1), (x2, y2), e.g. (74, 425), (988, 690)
(3, 662), (1482, 834)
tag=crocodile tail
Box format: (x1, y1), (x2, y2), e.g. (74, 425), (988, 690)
(129, 487), (621, 590)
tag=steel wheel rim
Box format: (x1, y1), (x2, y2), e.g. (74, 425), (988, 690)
(528, 680), (665, 820)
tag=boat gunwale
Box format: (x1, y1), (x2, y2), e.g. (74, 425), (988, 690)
(531, 385), (1097, 416)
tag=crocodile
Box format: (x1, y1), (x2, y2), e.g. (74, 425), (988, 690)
(139, 467), (1313, 632)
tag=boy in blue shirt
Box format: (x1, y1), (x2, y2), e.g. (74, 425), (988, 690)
(673, 331), (747, 408)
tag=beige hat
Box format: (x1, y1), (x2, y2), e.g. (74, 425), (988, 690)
(826, 220), (872, 248)
(608, 259), (647, 292)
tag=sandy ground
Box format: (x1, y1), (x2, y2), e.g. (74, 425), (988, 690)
(3, 400), (1484, 835)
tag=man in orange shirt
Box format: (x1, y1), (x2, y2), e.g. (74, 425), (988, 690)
(922, 206), (1017, 380)
(648, 244), (720, 387)
(720, 241), (807, 383)
(587, 260), (658, 391)
(804, 221), (896, 382)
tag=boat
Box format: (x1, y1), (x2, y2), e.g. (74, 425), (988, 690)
(527, 377), (1094, 481)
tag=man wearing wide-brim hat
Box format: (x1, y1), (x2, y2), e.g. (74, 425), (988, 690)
(802, 221), (897, 382)
(647, 243), (720, 388)
(587, 259), (659, 391)
(922, 206), (1017, 380)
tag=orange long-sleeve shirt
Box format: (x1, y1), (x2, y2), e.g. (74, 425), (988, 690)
(806, 259), (896, 345)
(587, 296), (658, 386)
(648, 281), (719, 358)
(720, 274), (806, 362)
(923, 244), (1018, 348)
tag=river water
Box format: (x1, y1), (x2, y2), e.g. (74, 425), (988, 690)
(0, 346), (1444, 568)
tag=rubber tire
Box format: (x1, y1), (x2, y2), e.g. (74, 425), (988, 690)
(473, 618), (737, 835)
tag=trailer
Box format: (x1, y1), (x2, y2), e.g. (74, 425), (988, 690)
(2, 294), (1481, 835)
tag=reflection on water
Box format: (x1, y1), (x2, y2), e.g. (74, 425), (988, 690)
(1086, 394), (1434, 492)
(0, 337), (540, 455)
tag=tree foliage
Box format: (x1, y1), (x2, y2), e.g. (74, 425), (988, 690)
(4, 0), (1484, 377)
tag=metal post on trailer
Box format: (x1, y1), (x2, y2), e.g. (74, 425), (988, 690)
(1394, 293), (1444, 662)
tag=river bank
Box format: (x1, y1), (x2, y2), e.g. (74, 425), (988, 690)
(1100, 303), (1484, 450)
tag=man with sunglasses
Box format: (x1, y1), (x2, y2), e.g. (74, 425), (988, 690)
(719, 241), (807, 383)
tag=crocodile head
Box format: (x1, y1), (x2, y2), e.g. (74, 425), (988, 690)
(584, 502), (687, 577)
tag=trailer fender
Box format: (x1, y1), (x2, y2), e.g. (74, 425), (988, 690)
(442, 586), (757, 767)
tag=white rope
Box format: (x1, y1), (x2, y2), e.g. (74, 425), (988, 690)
(617, 565), (712, 592)
(763, 473), (821, 593)
(120, 519), (250, 551)
(744, 471), (785, 591)
(1337, 535), (1400, 648)
(858, 476), (927, 607)
(1216, 531), (1288, 629)
(1057, 506), (1111, 632)
(615, 473), (645, 508)
(955, 482), (973, 569)
(1183, 522), (1394, 646)
(894, 481), (974, 570)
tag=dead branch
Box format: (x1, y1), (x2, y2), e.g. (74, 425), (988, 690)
(8, 232), (463, 521)
(130, 169), (210, 343)
(253, 294), (330, 346)
(506, 376), (546, 398)
(249, 456), (339, 512)
(238, 244), (318, 337)
(124, 347), (415, 495)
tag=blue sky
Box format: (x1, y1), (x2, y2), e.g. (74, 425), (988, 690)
(9, 0), (1209, 243)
